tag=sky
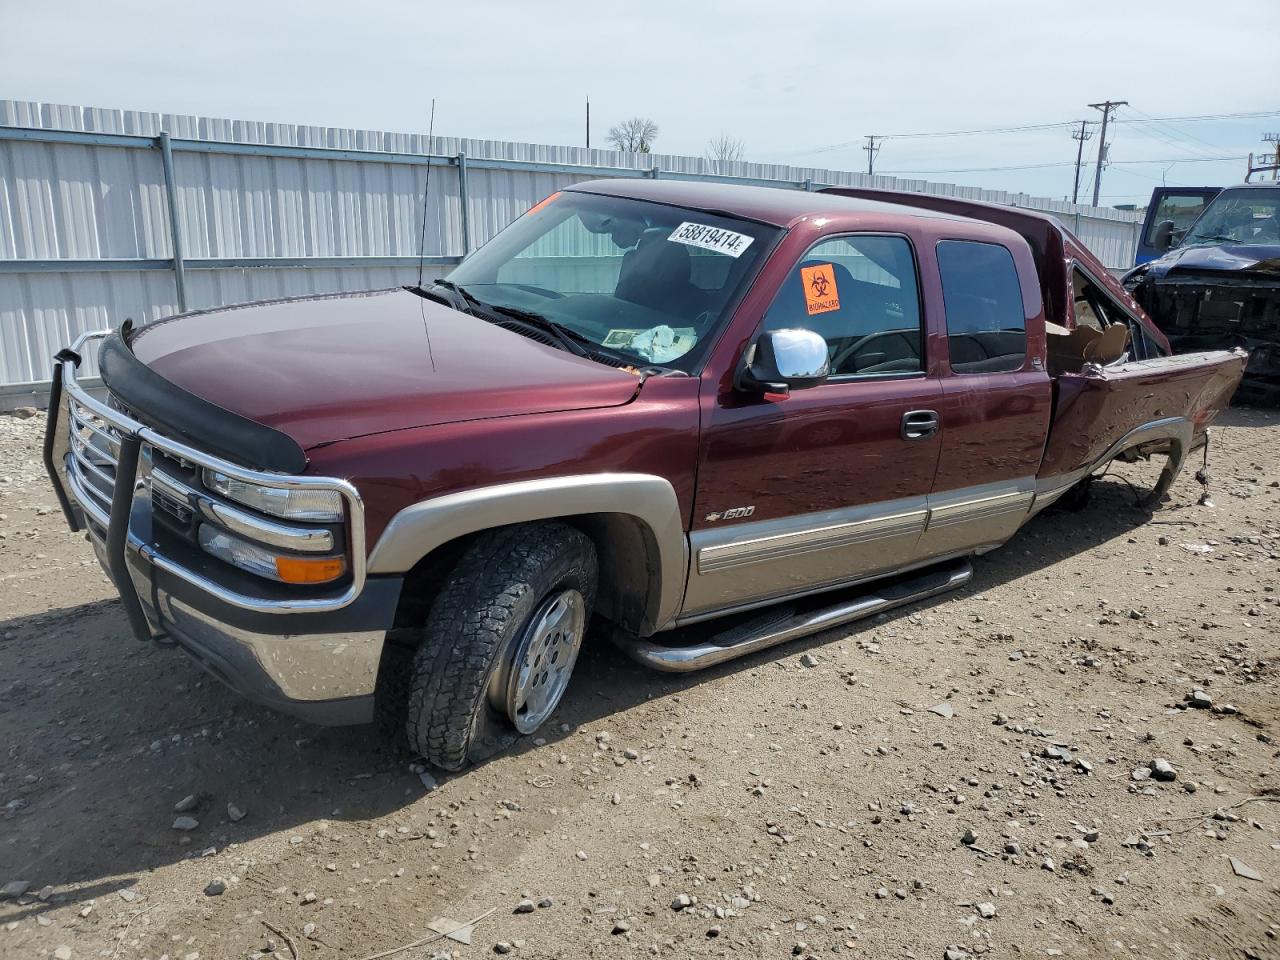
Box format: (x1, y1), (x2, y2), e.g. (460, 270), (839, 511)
(3, 0), (1278, 207)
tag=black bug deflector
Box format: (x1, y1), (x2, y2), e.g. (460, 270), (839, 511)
(99, 322), (308, 474)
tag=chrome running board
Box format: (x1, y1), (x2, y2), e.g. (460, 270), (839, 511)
(619, 559), (973, 673)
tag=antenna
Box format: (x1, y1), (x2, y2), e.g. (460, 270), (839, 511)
(415, 98), (438, 290)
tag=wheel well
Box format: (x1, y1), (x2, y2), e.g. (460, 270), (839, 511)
(387, 513), (665, 637)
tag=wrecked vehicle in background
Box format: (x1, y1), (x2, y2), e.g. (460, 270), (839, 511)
(1132, 186), (1220, 265)
(46, 180), (1245, 771)
(1125, 183), (1280, 402)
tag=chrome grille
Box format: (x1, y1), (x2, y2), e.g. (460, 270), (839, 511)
(54, 329), (368, 614)
(66, 397), (123, 527)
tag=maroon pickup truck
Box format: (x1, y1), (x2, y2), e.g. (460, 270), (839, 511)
(45, 180), (1245, 770)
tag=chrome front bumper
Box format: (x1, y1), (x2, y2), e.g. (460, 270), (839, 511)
(85, 522), (391, 724)
(45, 332), (398, 725)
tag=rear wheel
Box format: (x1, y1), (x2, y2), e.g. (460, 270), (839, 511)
(404, 522), (597, 771)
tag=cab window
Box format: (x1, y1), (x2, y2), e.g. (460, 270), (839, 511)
(1145, 192), (1214, 248)
(936, 240), (1027, 374)
(762, 235), (923, 377)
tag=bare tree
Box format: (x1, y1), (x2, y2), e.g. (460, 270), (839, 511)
(705, 133), (745, 164)
(607, 117), (659, 153)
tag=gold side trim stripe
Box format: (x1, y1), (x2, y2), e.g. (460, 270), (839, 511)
(926, 493), (1034, 530)
(698, 510), (927, 574)
(694, 481), (1035, 578)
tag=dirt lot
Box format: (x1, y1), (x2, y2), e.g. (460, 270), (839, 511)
(1, 407), (1277, 960)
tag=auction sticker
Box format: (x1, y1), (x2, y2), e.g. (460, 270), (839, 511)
(801, 263), (841, 315)
(667, 222), (754, 258)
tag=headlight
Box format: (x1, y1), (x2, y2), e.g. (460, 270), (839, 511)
(198, 525), (346, 584)
(202, 469), (343, 522)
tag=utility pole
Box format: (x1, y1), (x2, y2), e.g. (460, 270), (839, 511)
(863, 135), (882, 176)
(1088, 100), (1127, 207)
(1070, 120), (1094, 204)
(1264, 132), (1279, 180)
(585, 97), (590, 149)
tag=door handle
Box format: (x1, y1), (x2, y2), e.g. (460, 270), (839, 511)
(901, 409), (940, 441)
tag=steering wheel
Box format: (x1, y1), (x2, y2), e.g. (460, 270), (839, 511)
(830, 329), (903, 374)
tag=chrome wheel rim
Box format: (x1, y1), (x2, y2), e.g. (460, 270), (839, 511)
(503, 589), (585, 734)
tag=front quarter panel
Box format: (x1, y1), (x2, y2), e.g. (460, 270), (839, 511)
(304, 376), (701, 632)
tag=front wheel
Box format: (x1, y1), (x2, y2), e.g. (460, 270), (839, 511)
(405, 522), (597, 771)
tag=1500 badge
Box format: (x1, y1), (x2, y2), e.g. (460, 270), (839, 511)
(704, 506), (755, 522)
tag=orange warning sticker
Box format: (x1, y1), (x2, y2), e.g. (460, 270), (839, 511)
(801, 263), (840, 316)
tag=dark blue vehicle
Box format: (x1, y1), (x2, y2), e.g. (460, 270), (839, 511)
(1133, 186), (1221, 265)
(1125, 183), (1280, 401)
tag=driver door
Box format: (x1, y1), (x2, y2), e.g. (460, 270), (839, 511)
(685, 233), (944, 618)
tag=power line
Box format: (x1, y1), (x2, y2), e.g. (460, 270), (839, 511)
(789, 121), (1076, 155)
(1117, 106), (1226, 160)
(879, 154), (1243, 175)
(877, 121), (1075, 140)
(1110, 155), (1244, 164)
(1122, 105), (1220, 150)
(1114, 109), (1280, 124)
(1121, 119), (1220, 159)
(881, 161), (1073, 174)
(775, 107), (1280, 159)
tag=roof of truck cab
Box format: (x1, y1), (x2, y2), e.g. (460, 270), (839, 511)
(567, 178), (977, 229)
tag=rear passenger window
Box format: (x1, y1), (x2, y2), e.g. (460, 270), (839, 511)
(936, 240), (1027, 374)
(763, 235), (923, 377)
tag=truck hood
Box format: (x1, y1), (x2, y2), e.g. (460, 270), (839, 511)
(128, 287), (642, 451)
(1146, 242), (1280, 279)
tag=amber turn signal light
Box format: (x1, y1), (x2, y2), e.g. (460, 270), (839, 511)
(274, 555), (346, 584)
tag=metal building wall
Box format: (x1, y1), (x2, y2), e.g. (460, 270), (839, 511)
(0, 99), (1143, 390)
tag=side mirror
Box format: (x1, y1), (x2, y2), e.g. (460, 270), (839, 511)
(1151, 219), (1175, 251)
(736, 328), (830, 396)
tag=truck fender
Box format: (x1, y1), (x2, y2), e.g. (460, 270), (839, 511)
(365, 474), (688, 635)
(1032, 415), (1194, 514)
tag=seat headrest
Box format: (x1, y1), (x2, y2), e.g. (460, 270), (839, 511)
(616, 231), (692, 298)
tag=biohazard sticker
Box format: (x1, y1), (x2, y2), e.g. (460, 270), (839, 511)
(801, 263), (841, 315)
(667, 222), (754, 258)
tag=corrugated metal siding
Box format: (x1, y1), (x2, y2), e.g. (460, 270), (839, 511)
(0, 99), (1142, 387)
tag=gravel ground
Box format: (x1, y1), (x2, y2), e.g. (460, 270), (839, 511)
(0, 407), (1277, 960)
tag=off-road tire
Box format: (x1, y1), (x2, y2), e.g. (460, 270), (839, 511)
(374, 628), (419, 747)
(404, 522), (597, 771)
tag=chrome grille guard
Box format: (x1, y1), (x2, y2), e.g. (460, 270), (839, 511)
(44, 330), (368, 625)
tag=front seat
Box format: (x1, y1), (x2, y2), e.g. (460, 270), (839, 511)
(615, 229), (705, 320)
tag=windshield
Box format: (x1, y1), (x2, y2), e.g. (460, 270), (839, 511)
(1183, 187), (1280, 247)
(442, 191), (780, 371)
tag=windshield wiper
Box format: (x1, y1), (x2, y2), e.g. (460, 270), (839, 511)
(428, 280), (646, 367)
(430, 281), (589, 358)
(429, 278), (488, 313)
(492, 307), (655, 367)
(484, 303), (593, 358)
(1186, 234), (1240, 245)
